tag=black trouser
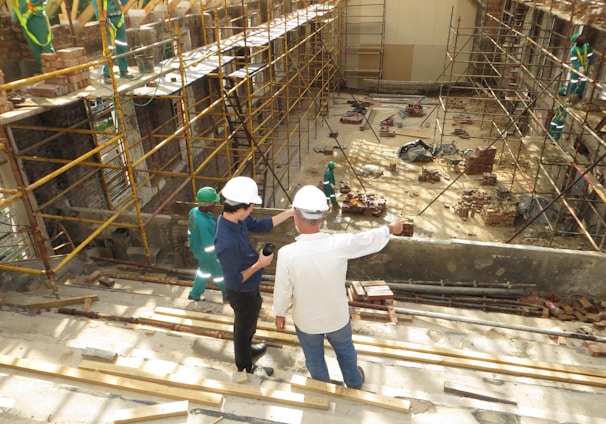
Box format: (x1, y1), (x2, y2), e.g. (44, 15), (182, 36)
(226, 288), (262, 371)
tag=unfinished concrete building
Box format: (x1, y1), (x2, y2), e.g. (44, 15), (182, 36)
(1, 0), (606, 423)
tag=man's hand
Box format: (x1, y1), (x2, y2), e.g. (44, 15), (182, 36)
(257, 249), (273, 267)
(388, 219), (405, 235)
(274, 316), (285, 330)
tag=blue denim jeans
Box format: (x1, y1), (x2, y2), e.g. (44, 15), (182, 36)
(295, 321), (363, 388)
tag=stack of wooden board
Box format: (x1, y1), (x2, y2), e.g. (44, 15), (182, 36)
(348, 280), (394, 305)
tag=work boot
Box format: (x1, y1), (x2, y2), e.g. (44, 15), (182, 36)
(103, 76), (112, 85)
(247, 364), (274, 377)
(187, 295), (204, 301)
(251, 342), (267, 359)
(350, 366), (365, 390)
(120, 71), (135, 80)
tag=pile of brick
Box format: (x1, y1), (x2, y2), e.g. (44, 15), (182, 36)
(521, 293), (606, 356)
(452, 189), (491, 219)
(452, 128), (470, 139)
(30, 47), (91, 98)
(348, 280), (394, 305)
(399, 217), (414, 237)
(464, 146), (496, 175)
(0, 70), (13, 114)
(418, 167), (440, 183)
(481, 172), (497, 185)
(480, 203), (516, 226)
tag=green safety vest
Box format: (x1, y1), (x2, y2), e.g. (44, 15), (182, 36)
(12, 0), (52, 47)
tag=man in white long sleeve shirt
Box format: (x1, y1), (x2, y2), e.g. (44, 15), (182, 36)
(273, 185), (404, 389)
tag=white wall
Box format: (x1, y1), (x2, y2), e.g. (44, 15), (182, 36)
(346, 0), (477, 84)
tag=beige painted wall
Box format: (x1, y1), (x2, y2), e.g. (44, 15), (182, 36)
(344, 0), (477, 84)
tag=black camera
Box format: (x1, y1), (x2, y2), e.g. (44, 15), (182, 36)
(262, 242), (275, 256)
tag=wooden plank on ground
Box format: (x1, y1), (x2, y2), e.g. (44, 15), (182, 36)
(24, 295), (99, 309)
(113, 400), (189, 423)
(290, 375), (410, 413)
(0, 354), (222, 406)
(79, 360), (330, 410)
(355, 343), (606, 389)
(443, 380), (517, 405)
(139, 312), (302, 345)
(152, 308), (606, 384)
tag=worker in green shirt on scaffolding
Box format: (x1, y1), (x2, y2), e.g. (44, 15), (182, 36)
(11, 0), (55, 73)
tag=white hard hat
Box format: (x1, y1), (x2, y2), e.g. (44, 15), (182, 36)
(293, 185), (328, 218)
(222, 176), (262, 204)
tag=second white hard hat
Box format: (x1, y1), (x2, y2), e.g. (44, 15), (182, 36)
(222, 176), (262, 204)
(293, 185), (329, 218)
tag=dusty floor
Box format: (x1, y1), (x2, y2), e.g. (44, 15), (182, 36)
(289, 93), (591, 251)
(1, 271), (606, 424)
(1, 94), (605, 424)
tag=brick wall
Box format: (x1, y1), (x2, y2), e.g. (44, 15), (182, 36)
(11, 101), (107, 211)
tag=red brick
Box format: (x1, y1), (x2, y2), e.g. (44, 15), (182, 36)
(46, 75), (69, 86)
(41, 53), (58, 62)
(29, 84), (68, 98)
(587, 342), (606, 357)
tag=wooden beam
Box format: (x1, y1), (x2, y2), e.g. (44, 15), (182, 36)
(154, 307), (606, 381)
(25, 295), (98, 309)
(443, 381), (517, 405)
(113, 400), (189, 423)
(150, 307), (606, 388)
(290, 375), (410, 413)
(78, 360), (331, 410)
(0, 354), (223, 406)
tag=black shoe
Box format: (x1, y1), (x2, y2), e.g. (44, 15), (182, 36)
(350, 366), (365, 389)
(251, 342), (267, 358)
(247, 364), (274, 377)
(187, 295), (204, 301)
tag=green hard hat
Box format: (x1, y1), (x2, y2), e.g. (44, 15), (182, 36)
(328, 161), (336, 169)
(557, 87), (566, 95)
(196, 187), (220, 203)
(571, 34), (580, 43)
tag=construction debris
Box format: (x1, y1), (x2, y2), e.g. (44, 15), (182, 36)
(405, 101), (425, 117)
(481, 172), (497, 185)
(340, 111), (364, 124)
(341, 193), (387, 217)
(380, 115), (395, 126)
(397, 139), (433, 162)
(452, 128), (470, 139)
(418, 167), (441, 183)
(379, 125), (396, 137)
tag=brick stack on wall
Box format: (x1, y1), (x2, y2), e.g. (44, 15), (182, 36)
(464, 146), (497, 175)
(29, 47), (91, 98)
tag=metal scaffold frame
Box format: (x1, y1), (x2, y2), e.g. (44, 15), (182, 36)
(0, 0), (342, 290)
(434, 0), (606, 251)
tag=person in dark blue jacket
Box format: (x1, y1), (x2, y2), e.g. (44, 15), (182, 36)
(214, 176), (293, 376)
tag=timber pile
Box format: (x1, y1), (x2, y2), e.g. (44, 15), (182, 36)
(348, 280), (394, 306)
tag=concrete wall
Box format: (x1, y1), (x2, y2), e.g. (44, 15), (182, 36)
(343, 0), (477, 88)
(383, 0), (476, 82)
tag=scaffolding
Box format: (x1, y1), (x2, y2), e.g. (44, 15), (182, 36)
(0, 0), (342, 290)
(434, 0), (606, 251)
